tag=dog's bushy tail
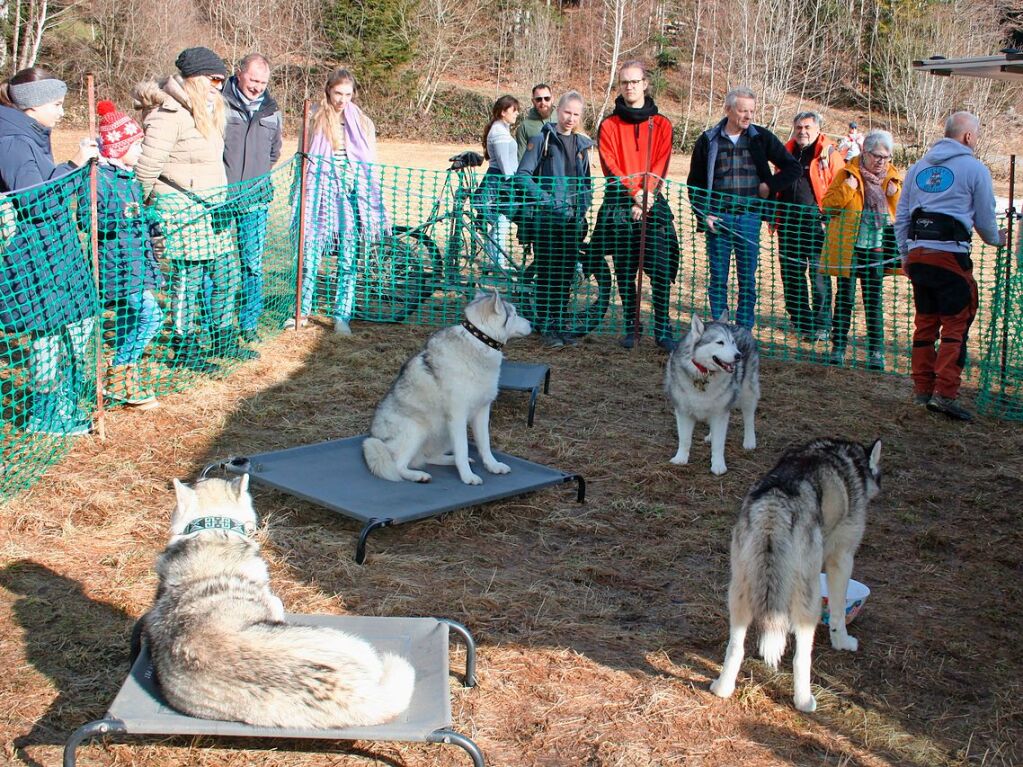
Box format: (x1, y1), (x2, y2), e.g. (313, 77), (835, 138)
(362, 437), (402, 482)
(733, 496), (803, 670)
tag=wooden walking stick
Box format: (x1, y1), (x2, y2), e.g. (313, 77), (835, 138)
(293, 100), (311, 332)
(999, 154), (1015, 395)
(86, 73), (105, 440)
(633, 117), (655, 341)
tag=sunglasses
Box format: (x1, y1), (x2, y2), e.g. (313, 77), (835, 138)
(533, 95), (552, 102)
(208, 75), (226, 87)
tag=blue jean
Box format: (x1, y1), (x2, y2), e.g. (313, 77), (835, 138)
(705, 211), (761, 328)
(301, 231), (358, 322)
(234, 205), (268, 332)
(111, 290), (163, 365)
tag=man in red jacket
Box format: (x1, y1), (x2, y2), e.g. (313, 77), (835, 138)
(590, 59), (679, 351)
(775, 111), (845, 341)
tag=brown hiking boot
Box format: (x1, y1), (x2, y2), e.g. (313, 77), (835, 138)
(105, 365), (159, 409)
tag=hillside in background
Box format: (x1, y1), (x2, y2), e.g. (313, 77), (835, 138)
(3, 0), (1022, 163)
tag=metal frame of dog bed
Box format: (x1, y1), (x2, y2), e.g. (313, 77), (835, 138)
(65, 614), (483, 766)
(498, 361), (551, 427)
(218, 436), (585, 564)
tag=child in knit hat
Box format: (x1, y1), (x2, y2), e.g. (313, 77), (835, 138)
(92, 99), (165, 409)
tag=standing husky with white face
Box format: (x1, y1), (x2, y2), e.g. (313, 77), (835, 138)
(363, 291), (532, 485)
(143, 476), (416, 728)
(711, 438), (882, 712)
(665, 314), (760, 475)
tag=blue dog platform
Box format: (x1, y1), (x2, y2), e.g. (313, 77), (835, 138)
(498, 361), (551, 426)
(65, 615), (483, 766)
(221, 436), (584, 563)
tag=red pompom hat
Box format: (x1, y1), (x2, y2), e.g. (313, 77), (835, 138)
(96, 100), (143, 159)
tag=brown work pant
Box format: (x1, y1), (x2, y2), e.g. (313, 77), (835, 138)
(906, 247), (978, 399)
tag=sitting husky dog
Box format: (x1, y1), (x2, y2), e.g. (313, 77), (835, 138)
(363, 291), (531, 485)
(710, 438), (882, 712)
(143, 475), (416, 728)
(665, 314), (760, 475)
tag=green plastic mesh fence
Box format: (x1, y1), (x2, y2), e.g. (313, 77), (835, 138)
(0, 150), (1017, 499)
(976, 245), (1023, 420)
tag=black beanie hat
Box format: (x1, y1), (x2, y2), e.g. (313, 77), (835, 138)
(175, 47), (228, 79)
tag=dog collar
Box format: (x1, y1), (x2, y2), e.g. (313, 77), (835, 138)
(461, 319), (503, 351)
(181, 516), (253, 538)
(691, 360), (710, 375)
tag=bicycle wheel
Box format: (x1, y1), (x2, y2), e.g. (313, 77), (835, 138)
(354, 226), (440, 322)
(515, 253), (613, 335)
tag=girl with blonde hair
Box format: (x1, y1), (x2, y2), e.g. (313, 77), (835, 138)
(294, 68), (388, 335)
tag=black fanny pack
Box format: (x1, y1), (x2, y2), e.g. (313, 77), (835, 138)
(909, 208), (971, 242)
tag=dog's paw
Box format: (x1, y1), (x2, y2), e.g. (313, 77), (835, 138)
(484, 460), (511, 475)
(743, 436), (756, 450)
(460, 471), (483, 486)
(829, 631), (858, 652)
(407, 470), (432, 483)
(711, 461), (728, 475)
(703, 433), (712, 444)
(268, 594), (286, 622)
(794, 693), (818, 713)
(669, 452), (690, 465)
(709, 677), (734, 699)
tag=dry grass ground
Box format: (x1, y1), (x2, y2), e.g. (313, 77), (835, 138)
(1, 316), (1021, 767)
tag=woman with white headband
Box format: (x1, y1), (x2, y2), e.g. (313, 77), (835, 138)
(0, 66), (99, 437)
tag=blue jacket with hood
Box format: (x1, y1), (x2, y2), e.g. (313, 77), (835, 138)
(0, 104), (97, 333)
(895, 137), (1002, 255)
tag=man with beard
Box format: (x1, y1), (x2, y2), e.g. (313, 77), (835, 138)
(591, 60), (680, 351)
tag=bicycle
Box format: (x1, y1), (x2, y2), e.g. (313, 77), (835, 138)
(353, 151), (613, 334)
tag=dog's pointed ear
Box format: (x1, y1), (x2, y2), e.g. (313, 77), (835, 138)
(232, 473), (250, 499)
(171, 478), (197, 532)
(715, 310), (729, 323)
(690, 313), (704, 338)
(172, 478), (194, 509)
(868, 439), (882, 471)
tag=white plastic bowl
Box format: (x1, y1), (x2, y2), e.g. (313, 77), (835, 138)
(820, 574), (870, 625)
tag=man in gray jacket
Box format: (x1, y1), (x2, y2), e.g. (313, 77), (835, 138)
(895, 111), (1005, 421)
(223, 52), (283, 347)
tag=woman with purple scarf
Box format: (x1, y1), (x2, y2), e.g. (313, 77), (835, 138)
(292, 68), (388, 335)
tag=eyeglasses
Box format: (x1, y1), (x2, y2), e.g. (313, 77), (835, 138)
(208, 75), (225, 87)
(867, 151), (892, 162)
(533, 95), (552, 102)
(619, 78), (644, 87)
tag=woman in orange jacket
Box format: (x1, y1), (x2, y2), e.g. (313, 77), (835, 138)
(820, 129), (902, 370)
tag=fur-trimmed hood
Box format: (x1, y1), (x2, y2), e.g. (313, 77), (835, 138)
(132, 76), (192, 121)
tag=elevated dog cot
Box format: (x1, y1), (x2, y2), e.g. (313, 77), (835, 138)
(219, 436), (585, 563)
(498, 361), (551, 427)
(65, 614), (484, 766)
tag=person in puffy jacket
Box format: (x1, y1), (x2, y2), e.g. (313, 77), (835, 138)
(134, 47), (256, 373)
(0, 66), (99, 436)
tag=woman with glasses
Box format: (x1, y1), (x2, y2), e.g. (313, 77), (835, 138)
(820, 129), (902, 370)
(134, 47), (243, 373)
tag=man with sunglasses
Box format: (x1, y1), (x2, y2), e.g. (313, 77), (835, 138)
(895, 111), (1005, 421)
(516, 83), (557, 160)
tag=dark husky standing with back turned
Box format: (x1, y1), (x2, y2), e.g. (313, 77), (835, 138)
(710, 438), (882, 712)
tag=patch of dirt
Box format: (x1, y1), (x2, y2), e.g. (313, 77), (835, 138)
(1, 319), (1021, 766)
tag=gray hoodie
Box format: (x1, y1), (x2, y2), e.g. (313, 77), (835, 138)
(895, 137), (1001, 255)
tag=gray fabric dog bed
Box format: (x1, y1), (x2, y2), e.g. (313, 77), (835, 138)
(64, 614), (483, 766)
(498, 361), (551, 426)
(220, 436), (584, 563)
